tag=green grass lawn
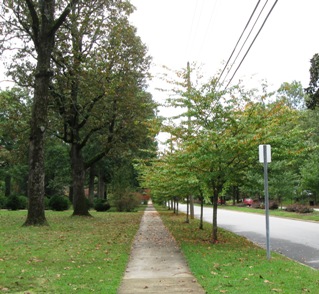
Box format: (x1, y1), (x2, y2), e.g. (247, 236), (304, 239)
(158, 206), (319, 294)
(218, 205), (319, 221)
(0, 209), (144, 293)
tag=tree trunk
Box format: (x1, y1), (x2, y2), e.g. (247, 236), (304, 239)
(190, 195), (194, 219)
(176, 198), (179, 215)
(97, 168), (105, 199)
(69, 185), (73, 203)
(5, 174), (11, 197)
(185, 195), (189, 223)
(88, 164), (95, 204)
(199, 196), (204, 230)
(24, 49), (53, 226)
(212, 187), (219, 243)
(71, 144), (90, 216)
(24, 0), (58, 226)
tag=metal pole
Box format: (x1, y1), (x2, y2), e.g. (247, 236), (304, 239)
(263, 145), (270, 260)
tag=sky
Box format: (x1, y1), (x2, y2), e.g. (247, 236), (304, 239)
(1, 1), (318, 96)
(129, 0), (319, 101)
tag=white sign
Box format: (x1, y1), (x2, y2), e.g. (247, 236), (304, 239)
(259, 145), (271, 163)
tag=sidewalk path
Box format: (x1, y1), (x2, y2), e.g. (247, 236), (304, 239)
(118, 202), (206, 293)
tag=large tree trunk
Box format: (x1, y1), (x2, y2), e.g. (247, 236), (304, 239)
(24, 43), (53, 226)
(23, 0), (76, 226)
(71, 144), (90, 216)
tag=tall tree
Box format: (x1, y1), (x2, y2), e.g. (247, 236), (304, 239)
(49, 0), (154, 215)
(0, 88), (30, 197)
(277, 81), (306, 110)
(305, 53), (319, 109)
(0, 0), (78, 225)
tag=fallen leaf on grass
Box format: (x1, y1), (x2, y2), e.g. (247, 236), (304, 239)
(27, 257), (43, 263)
(271, 289), (282, 292)
(264, 280), (273, 284)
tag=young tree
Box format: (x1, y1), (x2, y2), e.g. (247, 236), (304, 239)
(1, 0), (78, 225)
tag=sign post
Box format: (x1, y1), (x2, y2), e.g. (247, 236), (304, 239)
(259, 144), (271, 260)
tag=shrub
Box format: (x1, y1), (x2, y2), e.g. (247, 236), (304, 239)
(6, 195), (28, 210)
(269, 201), (279, 210)
(111, 192), (140, 212)
(0, 196), (7, 209)
(236, 202), (247, 208)
(86, 198), (94, 210)
(44, 197), (50, 210)
(94, 199), (111, 212)
(251, 202), (262, 209)
(49, 196), (71, 211)
(285, 204), (314, 213)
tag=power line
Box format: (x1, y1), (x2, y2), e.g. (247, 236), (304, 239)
(221, 0), (269, 86)
(216, 0), (261, 87)
(198, 0), (221, 57)
(186, 0), (201, 58)
(224, 0), (279, 90)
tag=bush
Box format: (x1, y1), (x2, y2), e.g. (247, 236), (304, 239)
(94, 199), (111, 212)
(6, 195), (28, 210)
(86, 198), (94, 210)
(251, 201), (262, 209)
(0, 196), (7, 209)
(111, 192), (140, 212)
(49, 196), (71, 211)
(236, 202), (247, 208)
(44, 197), (50, 210)
(285, 204), (314, 213)
(269, 201), (279, 210)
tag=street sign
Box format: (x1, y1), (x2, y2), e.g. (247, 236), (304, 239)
(259, 144), (271, 163)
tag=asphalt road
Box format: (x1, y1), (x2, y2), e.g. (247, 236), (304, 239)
(178, 204), (319, 269)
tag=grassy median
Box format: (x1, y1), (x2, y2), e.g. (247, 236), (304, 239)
(0, 209), (144, 293)
(158, 206), (319, 294)
(218, 205), (319, 221)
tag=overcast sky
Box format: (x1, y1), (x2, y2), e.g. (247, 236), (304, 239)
(130, 0), (319, 98)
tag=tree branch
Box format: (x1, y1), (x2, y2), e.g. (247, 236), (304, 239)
(78, 92), (105, 129)
(25, 0), (39, 45)
(49, 0), (79, 37)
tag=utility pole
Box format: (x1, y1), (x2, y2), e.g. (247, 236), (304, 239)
(187, 61), (194, 219)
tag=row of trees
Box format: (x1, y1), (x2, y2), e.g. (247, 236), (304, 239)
(0, 1), (158, 225)
(138, 61), (319, 243)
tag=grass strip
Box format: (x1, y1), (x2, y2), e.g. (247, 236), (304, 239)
(158, 206), (319, 294)
(0, 209), (144, 293)
(218, 205), (319, 222)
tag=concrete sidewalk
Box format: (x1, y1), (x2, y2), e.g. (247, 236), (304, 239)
(117, 202), (206, 294)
